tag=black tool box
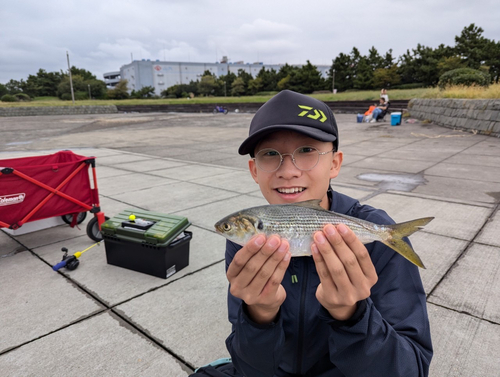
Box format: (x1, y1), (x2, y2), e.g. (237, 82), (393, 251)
(101, 209), (191, 279)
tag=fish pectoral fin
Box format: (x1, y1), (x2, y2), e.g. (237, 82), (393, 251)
(288, 199), (324, 210)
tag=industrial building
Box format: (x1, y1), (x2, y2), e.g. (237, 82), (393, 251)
(104, 58), (331, 95)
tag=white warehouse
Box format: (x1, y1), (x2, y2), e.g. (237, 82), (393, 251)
(104, 59), (331, 95)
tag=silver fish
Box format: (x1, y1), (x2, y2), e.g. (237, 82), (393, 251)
(214, 199), (433, 268)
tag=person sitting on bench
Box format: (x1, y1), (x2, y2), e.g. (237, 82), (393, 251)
(370, 97), (389, 122)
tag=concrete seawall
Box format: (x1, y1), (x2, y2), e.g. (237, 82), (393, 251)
(0, 105), (118, 117)
(408, 98), (500, 136)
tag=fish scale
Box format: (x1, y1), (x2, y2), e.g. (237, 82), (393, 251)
(214, 199), (434, 268)
(256, 206), (386, 256)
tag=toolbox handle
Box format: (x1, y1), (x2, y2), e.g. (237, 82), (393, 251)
(168, 231), (192, 248)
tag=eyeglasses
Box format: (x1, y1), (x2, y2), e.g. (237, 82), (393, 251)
(253, 146), (335, 172)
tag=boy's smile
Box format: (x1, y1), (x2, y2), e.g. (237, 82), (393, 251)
(249, 130), (343, 210)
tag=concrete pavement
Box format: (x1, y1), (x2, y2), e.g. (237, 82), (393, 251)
(1, 112), (499, 376)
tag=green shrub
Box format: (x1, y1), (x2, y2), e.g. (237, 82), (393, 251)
(75, 91), (88, 100)
(1, 94), (17, 102)
(14, 93), (31, 101)
(60, 93), (73, 101)
(438, 68), (491, 89)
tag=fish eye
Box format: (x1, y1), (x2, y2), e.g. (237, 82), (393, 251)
(223, 223), (231, 231)
(257, 220), (263, 230)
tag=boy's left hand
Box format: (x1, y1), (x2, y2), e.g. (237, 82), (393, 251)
(311, 223), (378, 321)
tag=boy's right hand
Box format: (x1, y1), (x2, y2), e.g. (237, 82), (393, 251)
(226, 235), (291, 324)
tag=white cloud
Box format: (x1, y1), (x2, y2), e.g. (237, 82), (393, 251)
(0, 0), (499, 83)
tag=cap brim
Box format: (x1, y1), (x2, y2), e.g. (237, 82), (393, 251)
(238, 124), (337, 155)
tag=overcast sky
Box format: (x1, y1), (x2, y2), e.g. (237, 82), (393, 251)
(1, 0), (499, 84)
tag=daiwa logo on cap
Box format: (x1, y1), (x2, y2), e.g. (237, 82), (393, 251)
(297, 105), (327, 122)
(0, 193), (26, 206)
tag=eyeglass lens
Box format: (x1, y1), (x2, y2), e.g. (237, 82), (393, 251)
(255, 146), (323, 172)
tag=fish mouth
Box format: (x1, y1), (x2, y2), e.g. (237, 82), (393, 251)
(276, 187), (306, 194)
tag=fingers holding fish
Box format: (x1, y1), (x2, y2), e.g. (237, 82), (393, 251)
(227, 234), (266, 280)
(335, 224), (378, 287)
(227, 235), (291, 310)
(312, 224), (377, 320)
(311, 243), (357, 320)
(312, 228), (352, 290)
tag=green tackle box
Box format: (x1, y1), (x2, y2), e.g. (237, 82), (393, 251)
(101, 209), (191, 279)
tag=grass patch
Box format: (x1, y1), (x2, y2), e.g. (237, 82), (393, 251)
(421, 83), (500, 99)
(1, 86), (498, 108)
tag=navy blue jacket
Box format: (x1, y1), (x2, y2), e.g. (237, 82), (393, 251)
(225, 190), (433, 376)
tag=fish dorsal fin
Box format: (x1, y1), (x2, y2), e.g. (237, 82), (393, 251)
(287, 199), (324, 210)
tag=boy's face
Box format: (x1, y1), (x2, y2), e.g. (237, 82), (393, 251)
(249, 130), (343, 210)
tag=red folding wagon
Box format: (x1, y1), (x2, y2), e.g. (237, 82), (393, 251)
(0, 150), (108, 241)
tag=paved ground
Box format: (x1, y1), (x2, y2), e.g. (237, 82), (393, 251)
(1, 112), (499, 376)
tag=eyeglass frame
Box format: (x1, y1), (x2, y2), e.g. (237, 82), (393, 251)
(252, 145), (336, 172)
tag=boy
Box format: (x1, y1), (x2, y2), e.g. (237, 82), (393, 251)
(194, 90), (432, 376)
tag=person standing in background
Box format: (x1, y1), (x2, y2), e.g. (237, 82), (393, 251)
(380, 88), (389, 103)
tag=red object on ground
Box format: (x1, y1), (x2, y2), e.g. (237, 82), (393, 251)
(0, 151), (105, 239)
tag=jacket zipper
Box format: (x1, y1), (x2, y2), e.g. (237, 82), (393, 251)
(296, 259), (308, 375)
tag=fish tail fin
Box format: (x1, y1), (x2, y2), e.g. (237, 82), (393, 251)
(382, 217), (434, 269)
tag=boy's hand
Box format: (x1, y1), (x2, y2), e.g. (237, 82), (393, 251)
(226, 235), (291, 324)
(311, 224), (378, 321)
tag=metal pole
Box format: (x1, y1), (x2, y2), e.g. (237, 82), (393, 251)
(67, 51), (75, 104)
(224, 81), (226, 97)
(88, 84), (91, 100)
(332, 60), (336, 94)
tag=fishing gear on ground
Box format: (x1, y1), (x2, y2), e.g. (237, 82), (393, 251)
(52, 242), (100, 271)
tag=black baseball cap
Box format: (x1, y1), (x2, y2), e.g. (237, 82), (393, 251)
(238, 90), (339, 155)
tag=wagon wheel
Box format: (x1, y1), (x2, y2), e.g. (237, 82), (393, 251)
(61, 212), (87, 225)
(86, 216), (110, 242)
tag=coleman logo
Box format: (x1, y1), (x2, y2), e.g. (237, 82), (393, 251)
(298, 105), (327, 122)
(0, 193), (26, 206)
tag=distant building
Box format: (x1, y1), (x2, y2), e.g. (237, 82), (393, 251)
(103, 71), (121, 88)
(106, 57), (331, 95)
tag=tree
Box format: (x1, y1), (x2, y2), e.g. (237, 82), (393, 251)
(231, 77), (246, 96)
(373, 65), (401, 89)
(382, 49), (395, 69)
(484, 40), (500, 83)
(437, 56), (466, 77)
(217, 72), (237, 96)
(332, 50), (358, 92)
(132, 85), (156, 98)
(0, 83), (7, 97)
(69, 66), (97, 81)
(247, 77), (263, 95)
(198, 75), (219, 96)
(237, 69), (253, 87)
(397, 44), (452, 86)
(454, 23), (490, 69)
(256, 67), (278, 92)
(107, 80), (129, 99)
(367, 47), (384, 70)
(33, 69), (64, 97)
(5, 79), (23, 95)
(57, 75), (87, 98)
(289, 60), (324, 93)
(86, 79), (107, 99)
(353, 57), (373, 90)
